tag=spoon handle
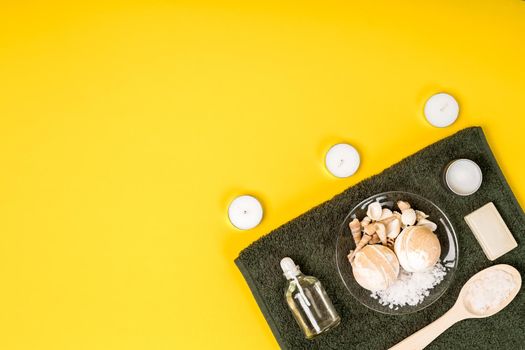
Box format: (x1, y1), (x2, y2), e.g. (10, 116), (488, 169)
(389, 307), (466, 350)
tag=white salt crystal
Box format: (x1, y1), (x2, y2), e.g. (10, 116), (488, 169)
(465, 269), (516, 313)
(370, 261), (447, 308)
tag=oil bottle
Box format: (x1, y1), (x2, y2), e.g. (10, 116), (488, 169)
(280, 257), (340, 339)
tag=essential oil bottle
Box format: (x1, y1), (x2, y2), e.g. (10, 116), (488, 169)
(280, 257), (340, 339)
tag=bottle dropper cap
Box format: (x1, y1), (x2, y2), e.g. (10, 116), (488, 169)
(280, 257), (301, 279)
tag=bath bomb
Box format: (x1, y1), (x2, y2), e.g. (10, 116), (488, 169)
(394, 226), (441, 272)
(352, 245), (400, 291)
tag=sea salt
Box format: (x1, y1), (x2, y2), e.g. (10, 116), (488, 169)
(370, 261), (447, 309)
(465, 269), (516, 313)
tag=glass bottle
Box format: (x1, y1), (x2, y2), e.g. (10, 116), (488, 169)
(280, 257), (340, 339)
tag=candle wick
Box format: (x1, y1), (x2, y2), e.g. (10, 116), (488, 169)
(339, 159), (344, 167)
(440, 103), (448, 112)
(243, 210), (248, 215)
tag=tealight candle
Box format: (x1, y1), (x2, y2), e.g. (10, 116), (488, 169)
(325, 143), (360, 178)
(444, 159), (483, 196)
(228, 195), (263, 230)
(424, 93), (459, 128)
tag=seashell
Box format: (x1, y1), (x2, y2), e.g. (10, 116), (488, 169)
(416, 210), (429, 221)
(386, 218), (401, 240)
(401, 208), (417, 226)
(351, 245), (400, 291)
(349, 218), (362, 245)
(417, 218), (437, 231)
(394, 226), (441, 272)
(397, 200), (411, 212)
(361, 216), (372, 227)
(379, 208), (393, 221)
(363, 223), (376, 236)
(372, 222), (387, 245)
(388, 225), (409, 248)
(392, 211), (402, 221)
(379, 215), (396, 226)
(369, 233), (380, 245)
(367, 202), (383, 221)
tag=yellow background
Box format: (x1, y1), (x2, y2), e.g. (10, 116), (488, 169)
(0, 1), (524, 349)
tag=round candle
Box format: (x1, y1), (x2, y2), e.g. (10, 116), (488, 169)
(228, 195), (263, 230)
(325, 143), (360, 178)
(424, 93), (459, 128)
(445, 159), (483, 196)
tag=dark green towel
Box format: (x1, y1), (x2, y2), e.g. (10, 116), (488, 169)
(235, 127), (524, 349)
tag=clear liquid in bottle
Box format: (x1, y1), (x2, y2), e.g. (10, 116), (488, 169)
(281, 257), (340, 339)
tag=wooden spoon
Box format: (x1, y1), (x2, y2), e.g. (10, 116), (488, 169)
(389, 264), (521, 350)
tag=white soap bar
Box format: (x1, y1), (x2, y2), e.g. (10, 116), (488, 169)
(464, 202), (517, 261)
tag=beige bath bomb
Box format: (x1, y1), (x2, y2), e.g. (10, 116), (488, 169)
(352, 245), (400, 291)
(394, 226), (441, 272)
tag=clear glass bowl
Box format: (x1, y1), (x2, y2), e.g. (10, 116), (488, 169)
(335, 191), (459, 315)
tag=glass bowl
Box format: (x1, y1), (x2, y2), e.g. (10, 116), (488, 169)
(335, 191), (458, 315)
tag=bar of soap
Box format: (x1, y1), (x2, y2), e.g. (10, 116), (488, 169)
(464, 202), (517, 261)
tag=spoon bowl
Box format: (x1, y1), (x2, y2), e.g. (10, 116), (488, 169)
(390, 264), (522, 350)
(459, 264), (521, 318)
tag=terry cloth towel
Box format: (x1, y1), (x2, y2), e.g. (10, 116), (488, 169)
(235, 127), (524, 350)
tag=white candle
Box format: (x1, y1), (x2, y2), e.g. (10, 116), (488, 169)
(424, 93), (459, 128)
(445, 159), (483, 196)
(325, 143), (360, 178)
(228, 195), (263, 230)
